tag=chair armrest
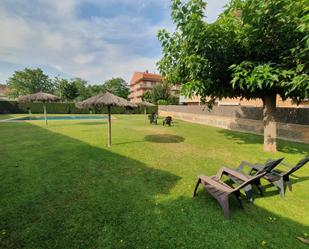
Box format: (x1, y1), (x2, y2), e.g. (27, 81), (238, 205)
(199, 176), (233, 193)
(238, 161), (264, 171)
(280, 162), (294, 168)
(266, 158), (292, 168)
(235, 172), (266, 191)
(217, 167), (249, 182)
(249, 164), (264, 172)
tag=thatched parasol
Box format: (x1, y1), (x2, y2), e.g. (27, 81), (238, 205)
(76, 92), (136, 147)
(18, 92), (60, 125)
(135, 100), (156, 123)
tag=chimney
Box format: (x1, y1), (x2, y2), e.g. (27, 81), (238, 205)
(145, 70), (149, 73)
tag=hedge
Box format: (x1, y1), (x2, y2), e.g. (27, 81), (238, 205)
(0, 101), (158, 115)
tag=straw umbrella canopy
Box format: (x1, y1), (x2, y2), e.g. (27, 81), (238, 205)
(76, 92), (136, 147)
(18, 92), (60, 125)
(135, 100), (156, 122)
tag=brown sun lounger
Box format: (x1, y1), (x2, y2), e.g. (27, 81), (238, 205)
(236, 157), (309, 197)
(193, 169), (266, 219)
(193, 158), (283, 219)
(228, 158), (285, 199)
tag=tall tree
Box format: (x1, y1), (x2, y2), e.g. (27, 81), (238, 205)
(142, 82), (179, 105)
(141, 91), (153, 103)
(152, 82), (171, 103)
(54, 77), (78, 101)
(63, 82), (79, 101)
(53, 77), (69, 100)
(7, 68), (53, 98)
(103, 78), (130, 99)
(54, 77), (91, 101)
(158, 0), (309, 152)
(71, 78), (91, 101)
(88, 84), (106, 96)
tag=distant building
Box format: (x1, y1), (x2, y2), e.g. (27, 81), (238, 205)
(179, 95), (309, 108)
(0, 84), (9, 101)
(129, 71), (180, 102)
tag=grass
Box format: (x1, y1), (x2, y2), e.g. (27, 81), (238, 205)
(0, 114), (308, 249)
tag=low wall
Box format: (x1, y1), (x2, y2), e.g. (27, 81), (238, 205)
(159, 105), (309, 144)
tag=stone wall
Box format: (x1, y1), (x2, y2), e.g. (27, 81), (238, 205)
(158, 105), (309, 144)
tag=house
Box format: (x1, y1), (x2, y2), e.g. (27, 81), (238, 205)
(0, 84), (9, 101)
(129, 71), (180, 102)
(179, 95), (309, 108)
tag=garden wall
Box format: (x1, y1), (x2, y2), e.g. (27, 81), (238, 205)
(0, 101), (158, 115)
(158, 105), (309, 144)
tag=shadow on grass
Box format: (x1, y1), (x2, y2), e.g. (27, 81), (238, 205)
(157, 120), (180, 126)
(256, 174), (309, 198)
(0, 122), (181, 249)
(162, 194), (309, 248)
(112, 141), (145, 146)
(0, 114), (14, 121)
(218, 129), (309, 155)
(144, 134), (185, 143)
(0, 122), (308, 249)
(114, 134), (185, 145)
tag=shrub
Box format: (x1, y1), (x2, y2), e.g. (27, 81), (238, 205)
(168, 96), (179, 105)
(0, 101), (158, 114)
(157, 99), (168, 105)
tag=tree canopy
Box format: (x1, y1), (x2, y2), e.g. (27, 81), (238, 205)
(158, 0), (309, 103)
(102, 77), (130, 99)
(71, 78), (91, 101)
(142, 82), (179, 105)
(7, 68), (54, 98)
(6, 68), (130, 101)
(158, 0), (309, 152)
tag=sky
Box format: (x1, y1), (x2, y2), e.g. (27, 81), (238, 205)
(0, 0), (229, 85)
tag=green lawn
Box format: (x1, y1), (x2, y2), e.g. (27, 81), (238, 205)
(0, 114), (308, 249)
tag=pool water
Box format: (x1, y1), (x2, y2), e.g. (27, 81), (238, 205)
(11, 116), (108, 121)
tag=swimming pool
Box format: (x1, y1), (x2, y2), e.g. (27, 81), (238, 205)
(8, 116), (108, 121)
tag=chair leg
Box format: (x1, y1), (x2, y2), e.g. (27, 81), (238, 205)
(273, 179), (285, 198)
(243, 185), (253, 202)
(245, 189), (254, 202)
(193, 179), (201, 197)
(234, 191), (243, 208)
(218, 197), (230, 219)
(256, 184), (264, 197)
(286, 181), (292, 192)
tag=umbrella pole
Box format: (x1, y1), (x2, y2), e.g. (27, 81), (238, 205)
(107, 105), (111, 147)
(43, 103), (47, 126)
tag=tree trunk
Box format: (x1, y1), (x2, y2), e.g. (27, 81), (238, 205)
(144, 107), (147, 123)
(43, 103), (48, 126)
(107, 105), (111, 147)
(262, 94), (277, 152)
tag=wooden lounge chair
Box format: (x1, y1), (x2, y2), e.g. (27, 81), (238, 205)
(228, 158), (285, 198)
(237, 157), (309, 197)
(148, 113), (157, 125)
(193, 158), (283, 219)
(193, 169), (266, 219)
(163, 116), (172, 126)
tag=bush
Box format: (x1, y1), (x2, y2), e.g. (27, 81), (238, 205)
(157, 99), (168, 105)
(0, 101), (157, 115)
(0, 101), (20, 114)
(168, 96), (179, 105)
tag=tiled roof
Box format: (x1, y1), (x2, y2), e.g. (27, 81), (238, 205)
(130, 72), (163, 85)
